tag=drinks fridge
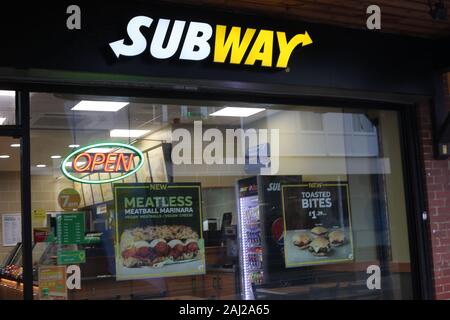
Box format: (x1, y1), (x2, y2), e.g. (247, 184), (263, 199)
(237, 175), (302, 299)
(236, 177), (263, 300)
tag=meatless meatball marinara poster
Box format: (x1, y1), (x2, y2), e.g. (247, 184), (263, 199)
(114, 183), (205, 280)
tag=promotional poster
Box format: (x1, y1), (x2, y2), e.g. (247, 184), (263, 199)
(38, 265), (68, 300)
(114, 183), (205, 280)
(282, 183), (354, 268)
(257, 175), (302, 283)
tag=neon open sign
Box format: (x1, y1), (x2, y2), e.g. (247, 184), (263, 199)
(61, 143), (144, 184)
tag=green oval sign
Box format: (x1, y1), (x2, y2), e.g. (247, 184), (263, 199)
(61, 142), (144, 184)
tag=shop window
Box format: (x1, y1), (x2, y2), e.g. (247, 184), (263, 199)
(5, 92), (415, 300)
(0, 137), (24, 299)
(0, 90), (16, 125)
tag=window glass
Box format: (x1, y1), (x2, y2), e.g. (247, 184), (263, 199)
(27, 92), (413, 300)
(0, 137), (24, 299)
(0, 90), (16, 125)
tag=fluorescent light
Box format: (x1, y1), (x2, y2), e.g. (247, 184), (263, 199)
(0, 90), (15, 97)
(210, 107), (265, 117)
(51, 155), (62, 159)
(110, 129), (150, 138)
(10, 144), (20, 148)
(65, 161), (85, 167)
(71, 100), (129, 112)
(87, 148), (114, 153)
(0, 118), (7, 125)
(0, 155), (10, 159)
(36, 164), (46, 168)
(68, 144), (80, 148)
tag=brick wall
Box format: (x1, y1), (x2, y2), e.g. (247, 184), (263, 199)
(418, 74), (450, 300)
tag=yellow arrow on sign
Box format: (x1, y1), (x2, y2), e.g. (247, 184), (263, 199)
(276, 31), (313, 68)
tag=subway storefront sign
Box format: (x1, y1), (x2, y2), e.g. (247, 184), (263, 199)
(61, 143), (144, 184)
(109, 15), (313, 68)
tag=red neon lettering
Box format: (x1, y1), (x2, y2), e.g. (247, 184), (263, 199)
(91, 153), (106, 172)
(73, 153), (92, 172)
(115, 153), (134, 172)
(72, 152), (135, 173)
(104, 153), (117, 172)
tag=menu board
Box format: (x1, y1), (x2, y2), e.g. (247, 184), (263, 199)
(1, 213), (21, 246)
(99, 174), (113, 202)
(82, 183), (93, 207)
(134, 155), (151, 182)
(282, 182), (353, 268)
(38, 265), (67, 300)
(90, 173), (104, 204)
(114, 183), (205, 280)
(73, 182), (85, 208)
(56, 212), (85, 245)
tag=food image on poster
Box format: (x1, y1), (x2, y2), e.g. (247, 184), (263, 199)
(114, 183), (205, 280)
(281, 182), (353, 268)
(120, 226), (201, 267)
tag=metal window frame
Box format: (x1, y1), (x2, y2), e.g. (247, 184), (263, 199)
(0, 90), (32, 300)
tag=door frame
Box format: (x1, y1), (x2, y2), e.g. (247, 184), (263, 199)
(0, 91), (32, 299)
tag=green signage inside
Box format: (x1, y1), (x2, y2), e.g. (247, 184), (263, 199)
(57, 250), (86, 265)
(56, 212), (85, 245)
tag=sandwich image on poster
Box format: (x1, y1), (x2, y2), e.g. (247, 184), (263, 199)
(281, 182), (354, 268)
(114, 183), (205, 280)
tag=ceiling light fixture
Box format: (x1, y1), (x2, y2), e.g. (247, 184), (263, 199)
(0, 155), (10, 159)
(10, 143), (20, 148)
(86, 148), (114, 153)
(68, 144), (80, 148)
(110, 129), (150, 138)
(36, 164), (47, 168)
(210, 107), (266, 117)
(51, 155), (62, 159)
(71, 100), (129, 112)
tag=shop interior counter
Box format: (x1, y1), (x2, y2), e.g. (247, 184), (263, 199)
(69, 245), (238, 300)
(0, 243), (39, 299)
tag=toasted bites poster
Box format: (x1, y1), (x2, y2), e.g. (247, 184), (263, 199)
(281, 183), (354, 268)
(114, 183), (205, 280)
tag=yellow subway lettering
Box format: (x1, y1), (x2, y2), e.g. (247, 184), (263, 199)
(244, 30), (273, 67)
(214, 25), (256, 64)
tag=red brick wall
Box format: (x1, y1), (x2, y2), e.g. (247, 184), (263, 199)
(417, 74), (450, 300)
